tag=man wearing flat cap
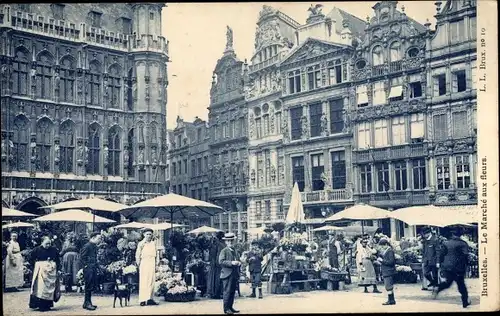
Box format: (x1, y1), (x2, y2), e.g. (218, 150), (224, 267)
(421, 226), (440, 291)
(219, 233), (241, 314)
(136, 227), (158, 306)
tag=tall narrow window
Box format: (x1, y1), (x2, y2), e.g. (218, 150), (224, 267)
(127, 69), (133, 111)
(255, 117), (262, 139)
(449, 20), (465, 44)
(372, 81), (386, 105)
(452, 111), (468, 138)
(263, 115), (270, 136)
(394, 161), (407, 191)
(59, 57), (75, 102)
(372, 46), (384, 66)
(455, 155), (470, 189)
(374, 119), (388, 147)
(360, 164), (372, 193)
(357, 122), (371, 149)
(12, 116), (29, 171)
(376, 162), (390, 192)
(292, 156), (305, 192)
(290, 107), (303, 140)
(275, 112), (282, 135)
(127, 129), (134, 177)
(108, 127), (121, 176)
(331, 151), (346, 189)
(288, 70), (301, 94)
(433, 73), (447, 96)
(433, 114), (448, 140)
(265, 150), (271, 186)
(257, 152), (263, 188)
(108, 65), (121, 108)
(86, 61), (102, 106)
(392, 116), (406, 145)
(389, 42), (401, 61)
(471, 60), (477, 90)
(197, 157), (202, 175)
(469, 16), (476, 40)
(412, 159), (426, 189)
(36, 53), (54, 100)
(87, 124), (100, 175)
(329, 99), (344, 134)
(452, 70), (467, 93)
(309, 102), (322, 138)
(311, 153), (324, 191)
(307, 66), (321, 90)
(12, 49), (29, 96)
(356, 85), (369, 107)
(36, 118), (53, 172)
(410, 113), (425, 139)
(436, 157), (451, 190)
(59, 120), (75, 173)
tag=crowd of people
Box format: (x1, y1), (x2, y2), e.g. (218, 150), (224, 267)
(2, 224), (474, 312)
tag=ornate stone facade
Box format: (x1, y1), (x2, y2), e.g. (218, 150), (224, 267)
(0, 3), (169, 213)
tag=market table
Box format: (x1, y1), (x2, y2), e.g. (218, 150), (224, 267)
(319, 270), (349, 291)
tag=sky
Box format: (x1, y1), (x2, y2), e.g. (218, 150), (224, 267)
(162, 1), (437, 129)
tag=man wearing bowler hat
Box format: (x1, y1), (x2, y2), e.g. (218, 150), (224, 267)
(219, 233), (241, 314)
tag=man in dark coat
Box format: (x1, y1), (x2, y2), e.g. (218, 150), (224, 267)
(432, 227), (470, 308)
(80, 232), (101, 311)
(208, 231), (225, 299)
(219, 233), (241, 314)
(376, 238), (396, 305)
(422, 226), (440, 290)
(246, 242), (263, 299)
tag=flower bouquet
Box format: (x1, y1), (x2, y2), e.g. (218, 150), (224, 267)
(155, 263), (196, 302)
(394, 265), (418, 284)
(107, 260), (127, 275)
(122, 265), (137, 276)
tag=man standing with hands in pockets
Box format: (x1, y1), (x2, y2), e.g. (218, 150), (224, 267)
(219, 233), (241, 314)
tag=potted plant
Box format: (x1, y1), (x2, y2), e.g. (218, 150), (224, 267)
(155, 262), (197, 302)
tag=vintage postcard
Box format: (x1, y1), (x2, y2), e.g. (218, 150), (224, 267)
(1, 1), (498, 314)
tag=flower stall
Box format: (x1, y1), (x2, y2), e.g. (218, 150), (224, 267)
(155, 259), (196, 302)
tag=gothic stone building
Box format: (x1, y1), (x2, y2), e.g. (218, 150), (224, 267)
(0, 3), (169, 215)
(207, 29), (248, 238)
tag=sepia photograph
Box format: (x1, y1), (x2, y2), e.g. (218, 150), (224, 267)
(1, 1), (498, 315)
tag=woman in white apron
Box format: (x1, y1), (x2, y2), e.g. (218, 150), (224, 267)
(5, 232), (25, 291)
(136, 228), (158, 306)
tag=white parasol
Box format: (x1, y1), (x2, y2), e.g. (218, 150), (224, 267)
(325, 203), (390, 234)
(285, 182), (305, 226)
(187, 225), (222, 235)
(2, 221), (36, 229)
(389, 205), (478, 227)
(113, 221), (155, 229)
(312, 225), (344, 232)
(2, 207), (39, 219)
(150, 222), (186, 231)
(33, 209), (116, 224)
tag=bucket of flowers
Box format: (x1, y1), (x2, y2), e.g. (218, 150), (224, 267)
(122, 264), (138, 285)
(104, 260), (126, 294)
(155, 261), (197, 302)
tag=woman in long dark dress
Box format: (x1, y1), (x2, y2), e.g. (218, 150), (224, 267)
(60, 233), (80, 292)
(29, 236), (61, 312)
(207, 232), (225, 299)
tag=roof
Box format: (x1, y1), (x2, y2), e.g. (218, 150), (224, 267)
(337, 8), (367, 38)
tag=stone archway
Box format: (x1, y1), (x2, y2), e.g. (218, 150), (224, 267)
(16, 197), (48, 216)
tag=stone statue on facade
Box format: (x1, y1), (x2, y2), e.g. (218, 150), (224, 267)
(54, 141), (60, 165)
(250, 169), (256, 184)
(76, 142), (84, 166)
(103, 144), (109, 167)
(308, 4), (324, 16)
(248, 112), (255, 138)
(137, 147), (144, 165)
(301, 115), (309, 139)
(30, 139), (37, 164)
(1, 138), (7, 160)
(151, 147), (158, 166)
(282, 112), (289, 141)
(84, 144), (89, 166)
(226, 26), (234, 51)
(271, 165), (277, 183)
(321, 172), (331, 190)
(342, 108), (351, 133)
(320, 112), (329, 136)
(123, 147), (129, 167)
(244, 81), (256, 99)
(270, 71), (280, 91)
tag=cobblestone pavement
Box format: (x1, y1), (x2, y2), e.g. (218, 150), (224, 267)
(3, 280), (480, 315)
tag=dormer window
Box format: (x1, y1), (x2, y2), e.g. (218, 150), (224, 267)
(89, 11), (102, 28)
(372, 46), (384, 66)
(51, 4), (65, 20)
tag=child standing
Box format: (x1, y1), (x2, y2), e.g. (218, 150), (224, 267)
(246, 242), (264, 299)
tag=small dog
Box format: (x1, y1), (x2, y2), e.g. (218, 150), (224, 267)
(113, 279), (131, 308)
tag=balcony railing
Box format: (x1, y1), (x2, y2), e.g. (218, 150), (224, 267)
(300, 188), (352, 204)
(353, 57), (424, 81)
(354, 143), (427, 163)
(249, 53), (282, 72)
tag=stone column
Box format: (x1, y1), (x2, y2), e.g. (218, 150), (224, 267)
(389, 208), (397, 240)
(469, 152), (475, 187)
(369, 162), (375, 193)
(406, 159), (412, 191)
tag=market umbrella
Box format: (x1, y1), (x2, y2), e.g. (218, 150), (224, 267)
(33, 209), (116, 224)
(150, 222), (186, 231)
(286, 182), (305, 226)
(113, 221), (155, 229)
(39, 198), (126, 231)
(389, 205), (478, 227)
(312, 225), (344, 232)
(2, 207), (39, 220)
(2, 221), (35, 229)
(325, 203), (390, 234)
(117, 193), (224, 245)
(188, 225), (221, 235)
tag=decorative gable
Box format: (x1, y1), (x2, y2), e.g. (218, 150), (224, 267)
(280, 38), (348, 67)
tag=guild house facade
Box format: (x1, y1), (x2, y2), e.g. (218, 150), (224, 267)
(0, 3), (169, 215)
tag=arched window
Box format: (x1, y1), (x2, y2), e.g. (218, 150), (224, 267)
(389, 42), (402, 62)
(12, 49), (29, 96)
(108, 64), (121, 108)
(108, 126), (121, 176)
(59, 120), (75, 173)
(12, 115), (29, 171)
(372, 45), (384, 66)
(86, 61), (102, 106)
(87, 123), (100, 174)
(59, 57), (75, 102)
(36, 52), (54, 99)
(36, 118), (53, 172)
(127, 68), (133, 111)
(127, 129), (134, 177)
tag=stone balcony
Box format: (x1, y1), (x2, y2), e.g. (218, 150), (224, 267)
(353, 142), (428, 164)
(284, 188), (352, 205)
(210, 185), (247, 198)
(352, 57), (424, 81)
(130, 34), (169, 56)
(249, 53), (282, 73)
